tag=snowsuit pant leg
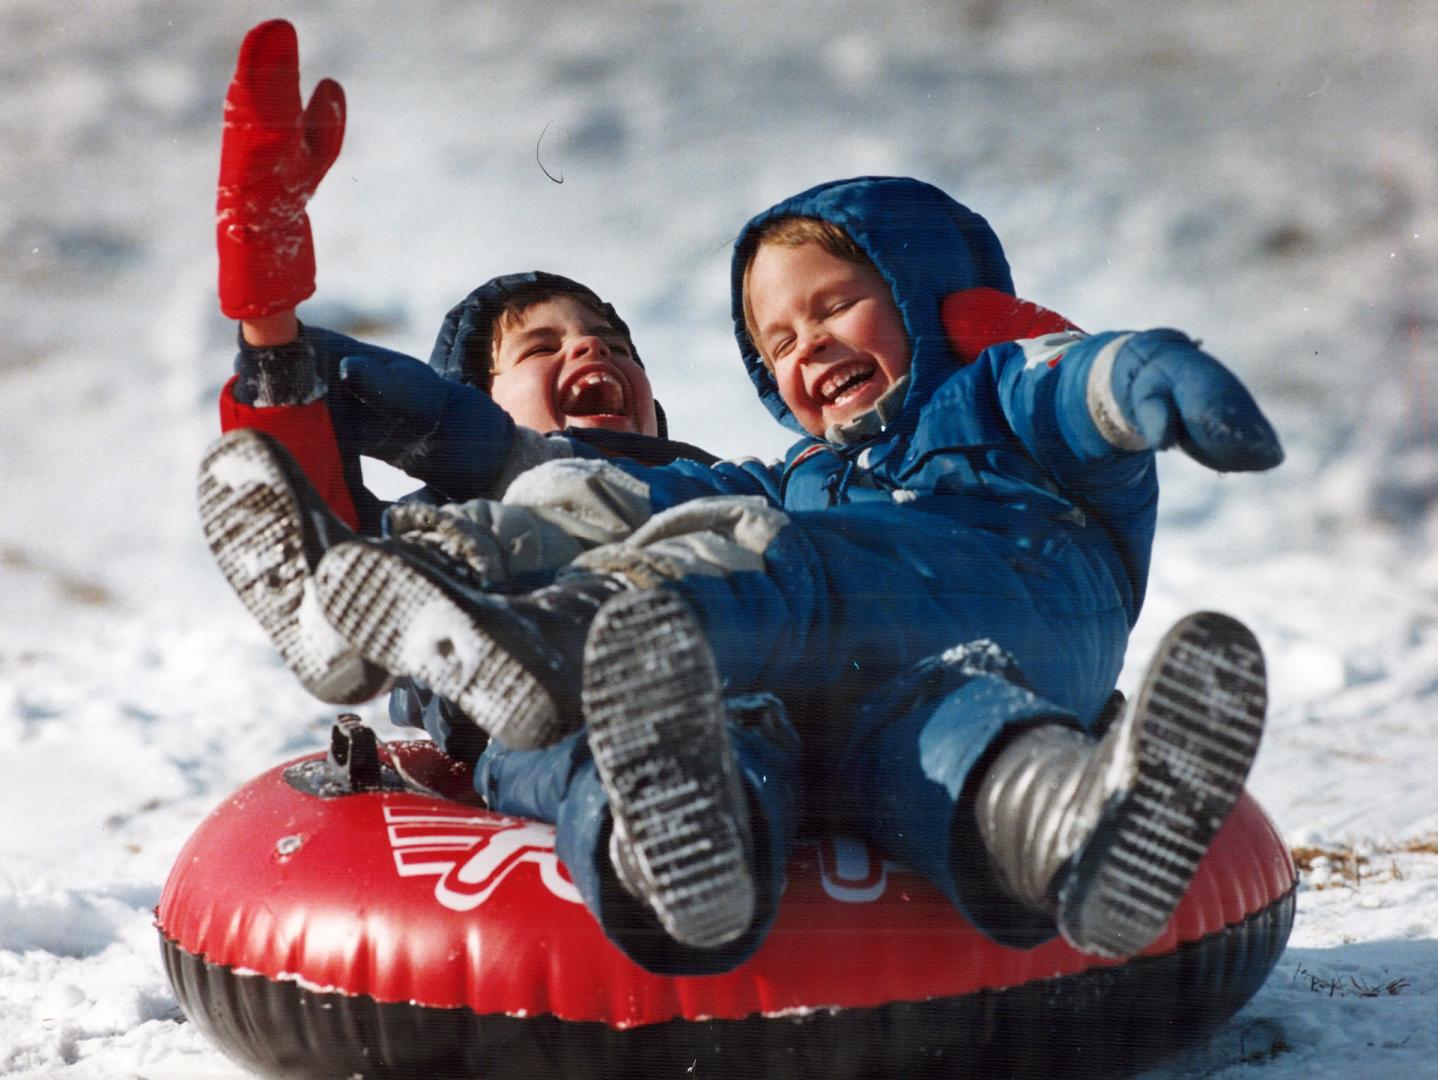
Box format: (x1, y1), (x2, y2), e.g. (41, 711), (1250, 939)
(810, 645), (1084, 949)
(629, 498), (1131, 727)
(473, 700), (803, 976)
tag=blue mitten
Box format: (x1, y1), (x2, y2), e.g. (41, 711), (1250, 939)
(339, 351), (516, 498)
(1103, 329), (1283, 472)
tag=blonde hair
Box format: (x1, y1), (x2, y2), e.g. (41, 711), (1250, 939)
(741, 216), (872, 368)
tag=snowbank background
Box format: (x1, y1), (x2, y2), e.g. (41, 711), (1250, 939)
(1, 1), (1434, 1076)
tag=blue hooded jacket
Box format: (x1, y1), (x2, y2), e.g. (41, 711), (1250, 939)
(601, 176), (1160, 636)
(731, 175), (1015, 440)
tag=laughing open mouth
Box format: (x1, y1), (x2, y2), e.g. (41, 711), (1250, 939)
(816, 360), (877, 406)
(559, 367), (629, 420)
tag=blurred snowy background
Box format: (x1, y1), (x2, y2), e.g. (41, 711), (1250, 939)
(1, 1), (1435, 1076)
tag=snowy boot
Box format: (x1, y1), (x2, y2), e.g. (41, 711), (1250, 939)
(196, 429), (388, 704)
(975, 611), (1267, 958)
(314, 539), (626, 749)
(583, 589), (756, 950)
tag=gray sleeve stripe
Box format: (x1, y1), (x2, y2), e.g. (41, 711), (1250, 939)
(1086, 334), (1148, 451)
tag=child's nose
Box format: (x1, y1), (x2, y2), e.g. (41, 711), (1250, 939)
(794, 328), (833, 365)
(567, 335), (610, 362)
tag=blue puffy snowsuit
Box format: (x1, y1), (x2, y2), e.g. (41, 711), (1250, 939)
(473, 177), (1184, 972)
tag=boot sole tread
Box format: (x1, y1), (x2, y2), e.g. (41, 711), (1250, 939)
(583, 591), (754, 950)
(1060, 611), (1266, 957)
(315, 543), (563, 748)
(197, 432), (384, 704)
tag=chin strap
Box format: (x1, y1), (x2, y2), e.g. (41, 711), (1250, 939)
(822, 373), (911, 446)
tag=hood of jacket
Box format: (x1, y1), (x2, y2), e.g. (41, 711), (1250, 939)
(729, 176), (1014, 441)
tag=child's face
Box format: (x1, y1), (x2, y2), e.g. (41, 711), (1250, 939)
(746, 241), (910, 437)
(490, 295), (658, 436)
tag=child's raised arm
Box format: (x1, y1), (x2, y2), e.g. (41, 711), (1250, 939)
(217, 19), (344, 336)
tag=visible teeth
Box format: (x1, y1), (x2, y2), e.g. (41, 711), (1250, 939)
(561, 370), (626, 415)
(818, 363), (874, 404)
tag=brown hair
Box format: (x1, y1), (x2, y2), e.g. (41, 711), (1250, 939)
(741, 216), (872, 368)
(488, 283), (619, 373)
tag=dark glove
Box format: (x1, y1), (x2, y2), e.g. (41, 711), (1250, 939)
(338, 352), (516, 499)
(1105, 329), (1283, 472)
(217, 20), (345, 319)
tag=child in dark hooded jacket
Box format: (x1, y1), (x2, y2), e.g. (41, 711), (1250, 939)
(205, 19), (729, 756)
(212, 265), (721, 759)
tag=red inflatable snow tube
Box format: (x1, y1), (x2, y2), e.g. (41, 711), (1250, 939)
(157, 728), (1296, 1080)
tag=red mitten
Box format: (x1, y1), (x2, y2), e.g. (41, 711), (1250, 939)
(216, 20), (346, 319)
(940, 287), (1082, 364)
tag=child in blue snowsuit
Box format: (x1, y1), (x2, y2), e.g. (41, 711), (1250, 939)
(291, 176), (1281, 973)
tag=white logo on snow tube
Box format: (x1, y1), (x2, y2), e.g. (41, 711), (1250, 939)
(384, 803), (583, 910)
(384, 805), (903, 911)
(815, 836), (896, 904)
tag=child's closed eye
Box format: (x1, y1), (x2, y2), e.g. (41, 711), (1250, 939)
(513, 340), (560, 363)
(492, 341), (557, 375)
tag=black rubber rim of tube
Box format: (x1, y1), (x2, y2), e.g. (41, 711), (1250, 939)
(159, 885), (1295, 1080)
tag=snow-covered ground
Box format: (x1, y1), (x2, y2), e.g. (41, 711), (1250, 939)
(1, 1), (1435, 1076)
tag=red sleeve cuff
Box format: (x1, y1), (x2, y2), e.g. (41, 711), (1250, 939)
(219, 375), (361, 530)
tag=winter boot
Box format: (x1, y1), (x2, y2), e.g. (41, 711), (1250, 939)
(314, 539), (627, 749)
(975, 611), (1267, 958)
(196, 429), (388, 704)
(583, 589), (756, 950)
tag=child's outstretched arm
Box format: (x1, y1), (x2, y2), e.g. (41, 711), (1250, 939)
(336, 350), (763, 506)
(1087, 329), (1283, 473)
(991, 328), (1283, 478)
(982, 326), (1281, 614)
(938, 285), (1282, 476)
